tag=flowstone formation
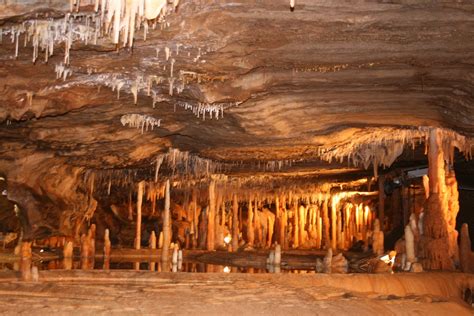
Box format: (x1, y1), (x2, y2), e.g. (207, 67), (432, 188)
(0, 0), (473, 274)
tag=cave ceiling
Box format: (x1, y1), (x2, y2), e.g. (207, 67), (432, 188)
(0, 0), (473, 184)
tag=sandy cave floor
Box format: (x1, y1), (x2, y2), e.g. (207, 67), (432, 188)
(0, 271), (472, 315)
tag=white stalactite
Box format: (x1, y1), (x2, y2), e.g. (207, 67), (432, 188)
(120, 113), (161, 133)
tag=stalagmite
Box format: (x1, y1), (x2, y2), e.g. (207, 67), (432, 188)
(372, 219), (384, 256)
(63, 240), (74, 258)
(89, 224), (96, 260)
(128, 190), (133, 221)
(207, 180), (216, 250)
(20, 241), (32, 281)
(274, 244), (281, 265)
(322, 198), (330, 249)
(172, 245), (178, 264)
(422, 175), (430, 200)
(135, 181), (144, 250)
(104, 229), (111, 258)
(63, 241), (73, 270)
(298, 205), (306, 246)
(331, 199), (338, 250)
(317, 216), (322, 249)
(267, 213), (275, 248)
(460, 223), (473, 273)
(405, 224), (416, 269)
(275, 196), (283, 246)
(378, 175), (385, 230)
(158, 231), (164, 249)
(103, 229), (111, 270)
(323, 248), (332, 273)
(247, 198), (255, 247)
(80, 233), (92, 270)
(232, 194), (239, 252)
(149, 231), (157, 249)
(293, 202), (299, 248)
(162, 179), (171, 261)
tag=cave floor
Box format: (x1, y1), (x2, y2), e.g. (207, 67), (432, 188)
(0, 271), (472, 315)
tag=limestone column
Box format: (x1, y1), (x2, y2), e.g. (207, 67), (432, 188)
(378, 175), (385, 231)
(247, 198), (254, 246)
(267, 213), (275, 248)
(293, 202), (299, 248)
(405, 224), (416, 269)
(20, 241), (32, 281)
(422, 128), (459, 270)
(331, 198), (337, 250)
(337, 207), (343, 250)
(207, 180), (216, 250)
(104, 229), (111, 270)
(299, 205), (306, 246)
(275, 195), (283, 245)
(322, 198), (330, 249)
(162, 179), (171, 261)
(104, 229), (111, 257)
(215, 192), (224, 249)
(232, 194), (239, 251)
(372, 219), (384, 256)
(63, 241), (73, 270)
(460, 223), (472, 273)
(281, 196), (288, 250)
(135, 181), (144, 250)
(128, 189), (133, 221)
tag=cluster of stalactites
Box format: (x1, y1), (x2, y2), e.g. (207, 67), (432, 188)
(91, 0), (178, 48)
(0, 0), (179, 63)
(1, 12), (101, 64)
(176, 101), (242, 120)
(421, 127), (473, 166)
(318, 127), (473, 178)
(154, 148), (232, 180)
(120, 113), (161, 133)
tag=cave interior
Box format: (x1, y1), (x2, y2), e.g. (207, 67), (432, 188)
(0, 0), (473, 314)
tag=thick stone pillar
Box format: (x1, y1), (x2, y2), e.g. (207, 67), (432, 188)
(421, 129), (459, 270)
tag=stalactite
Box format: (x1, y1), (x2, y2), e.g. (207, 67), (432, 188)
(121, 113), (161, 133)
